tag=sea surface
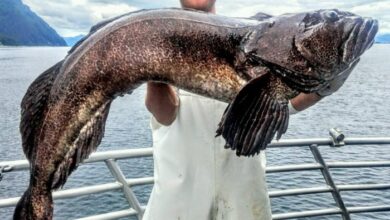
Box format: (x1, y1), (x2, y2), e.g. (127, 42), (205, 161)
(0, 46), (389, 219)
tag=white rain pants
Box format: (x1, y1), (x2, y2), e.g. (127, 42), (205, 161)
(143, 90), (272, 220)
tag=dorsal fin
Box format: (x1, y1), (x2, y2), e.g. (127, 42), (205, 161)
(250, 12), (273, 21)
(67, 8), (213, 55)
(68, 9), (148, 54)
(20, 61), (63, 161)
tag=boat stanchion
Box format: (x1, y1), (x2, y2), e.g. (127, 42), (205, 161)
(329, 128), (345, 147)
(0, 165), (12, 182)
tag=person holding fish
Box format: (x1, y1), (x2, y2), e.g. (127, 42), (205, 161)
(144, 0), (352, 219)
(15, 0), (375, 216)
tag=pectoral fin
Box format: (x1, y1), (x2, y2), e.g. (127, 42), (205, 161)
(216, 73), (290, 156)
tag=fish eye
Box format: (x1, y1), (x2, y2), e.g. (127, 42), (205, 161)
(323, 10), (339, 22)
(303, 13), (322, 30)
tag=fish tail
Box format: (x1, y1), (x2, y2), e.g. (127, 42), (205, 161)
(14, 186), (53, 220)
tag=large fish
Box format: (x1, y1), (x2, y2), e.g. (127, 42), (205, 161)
(15, 8), (377, 219)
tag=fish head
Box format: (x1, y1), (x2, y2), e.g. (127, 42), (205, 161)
(243, 9), (378, 92)
(294, 10), (378, 79)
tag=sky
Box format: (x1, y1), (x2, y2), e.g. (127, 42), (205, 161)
(22, 0), (390, 37)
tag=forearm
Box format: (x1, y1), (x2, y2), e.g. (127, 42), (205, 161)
(290, 93), (322, 112)
(145, 82), (179, 126)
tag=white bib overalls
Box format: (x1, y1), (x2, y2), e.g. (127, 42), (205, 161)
(143, 90), (272, 220)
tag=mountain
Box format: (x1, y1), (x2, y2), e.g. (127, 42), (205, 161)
(64, 35), (85, 47)
(375, 34), (390, 44)
(0, 0), (66, 46)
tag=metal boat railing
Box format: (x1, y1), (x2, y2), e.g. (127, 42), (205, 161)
(1, 129), (390, 219)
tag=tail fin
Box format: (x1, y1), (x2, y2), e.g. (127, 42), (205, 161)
(20, 61), (63, 161)
(14, 187), (53, 220)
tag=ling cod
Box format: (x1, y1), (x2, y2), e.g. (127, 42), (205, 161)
(14, 8), (378, 219)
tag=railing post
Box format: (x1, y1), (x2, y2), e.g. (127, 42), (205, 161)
(0, 166), (3, 182)
(0, 165), (12, 182)
(310, 144), (350, 220)
(105, 159), (144, 220)
(329, 128), (345, 147)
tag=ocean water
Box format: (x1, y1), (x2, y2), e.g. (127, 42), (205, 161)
(0, 45), (389, 219)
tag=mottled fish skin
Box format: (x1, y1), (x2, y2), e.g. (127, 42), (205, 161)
(14, 8), (377, 219)
(241, 9), (378, 92)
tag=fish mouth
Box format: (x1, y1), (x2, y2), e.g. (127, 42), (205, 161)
(342, 17), (378, 64)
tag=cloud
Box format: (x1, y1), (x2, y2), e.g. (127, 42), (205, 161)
(22, 0), (390, 36)
(23, 0), (141, 36)
(217, 0), (390, 34)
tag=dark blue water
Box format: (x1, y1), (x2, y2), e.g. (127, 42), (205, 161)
(0, 46), (389, 219)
